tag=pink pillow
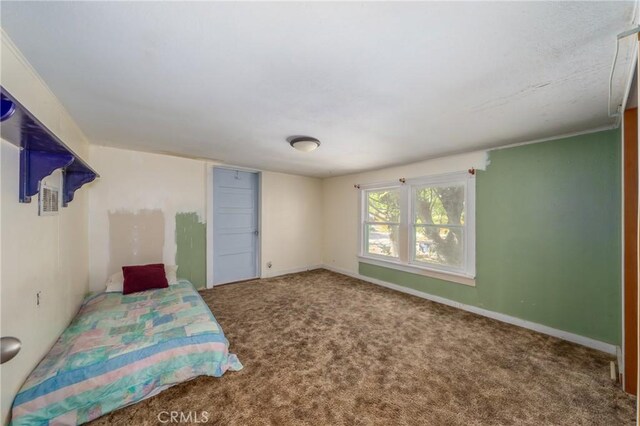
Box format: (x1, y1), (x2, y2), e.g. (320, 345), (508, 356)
(122, 263), (169, 295)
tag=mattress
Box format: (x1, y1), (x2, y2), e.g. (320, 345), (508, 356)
(11, 281), (242, 425)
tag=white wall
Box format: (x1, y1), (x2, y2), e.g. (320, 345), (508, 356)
(322, 151), (488, 274)
(260, 171), (323, 277)
(88, 147), (324, 291)
(0, 31), (91, 423)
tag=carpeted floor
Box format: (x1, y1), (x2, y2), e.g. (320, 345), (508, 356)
(91, 269), (636, 425)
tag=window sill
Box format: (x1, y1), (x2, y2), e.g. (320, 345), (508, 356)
(358, 256), (476, 287)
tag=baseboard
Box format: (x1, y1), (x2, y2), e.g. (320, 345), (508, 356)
(262, 264), (323, 279)
(322, 264), (618, 355)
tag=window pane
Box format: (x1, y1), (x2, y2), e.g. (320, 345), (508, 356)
(367, 189), (401, 223)
(414, 184), (465, 225)
(414, 226), (463, 268)
(366, 224), (400, 258)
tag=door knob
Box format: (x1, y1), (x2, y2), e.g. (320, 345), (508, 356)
(1, 337), (21, 364)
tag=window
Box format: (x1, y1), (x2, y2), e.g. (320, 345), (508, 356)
(364, 188), (401, 258)
(359, 172), (475, 283)
(412, 182), (466, 269)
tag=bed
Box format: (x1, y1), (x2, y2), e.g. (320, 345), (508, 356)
(11, 280), (242, 425)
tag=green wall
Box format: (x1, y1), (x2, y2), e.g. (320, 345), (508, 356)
(360, 128), (622, 345)
(175, 212), (206, 288)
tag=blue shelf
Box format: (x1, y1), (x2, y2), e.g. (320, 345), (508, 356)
(0, 87), (98, 205)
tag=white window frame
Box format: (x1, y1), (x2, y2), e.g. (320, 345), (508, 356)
(358, 171), (476, 286)
(360, 185), (404, 262)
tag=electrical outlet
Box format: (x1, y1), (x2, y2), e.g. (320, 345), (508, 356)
(267, 261), (272, 269)
(36, 291), (42, 307)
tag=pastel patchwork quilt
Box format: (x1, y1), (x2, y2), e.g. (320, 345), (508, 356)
(11, 281), (242, 425)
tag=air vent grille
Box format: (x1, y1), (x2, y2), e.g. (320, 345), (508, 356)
(39, 184), (59, 216)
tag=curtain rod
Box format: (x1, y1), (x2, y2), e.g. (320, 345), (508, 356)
(353, 168), (476, 189)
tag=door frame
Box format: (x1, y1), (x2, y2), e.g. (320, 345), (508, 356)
(206, 165), (262, 288)
(623, 107), (638, 396)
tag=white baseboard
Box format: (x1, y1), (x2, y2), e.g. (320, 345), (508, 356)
(262, 264), (323, 279)
(322, 264), (618, 355)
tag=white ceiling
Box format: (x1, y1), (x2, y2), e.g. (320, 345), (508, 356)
(1, 1), (637, 177)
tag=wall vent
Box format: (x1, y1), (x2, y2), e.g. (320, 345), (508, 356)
(38, 183), (59, 216)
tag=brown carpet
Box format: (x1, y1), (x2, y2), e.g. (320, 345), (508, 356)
(91, 269), (636, 425)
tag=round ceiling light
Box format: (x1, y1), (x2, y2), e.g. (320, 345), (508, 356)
(288, 136), (320, 152)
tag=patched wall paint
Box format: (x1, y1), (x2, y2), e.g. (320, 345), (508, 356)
(88, 146), (206, 291)
(108, 209), (165, 277)
(356, 129), (622, 345)
(175, 213), (206, 288)
(89, 146), (323, 291)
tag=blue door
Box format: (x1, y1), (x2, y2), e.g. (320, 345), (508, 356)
(212, 168), (259, 285)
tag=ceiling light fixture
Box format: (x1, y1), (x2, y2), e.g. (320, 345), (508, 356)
(288, 136), (320, 152)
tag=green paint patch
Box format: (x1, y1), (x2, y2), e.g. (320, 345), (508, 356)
(175, 213), (206, 289)
(361, 128), (622, 345)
